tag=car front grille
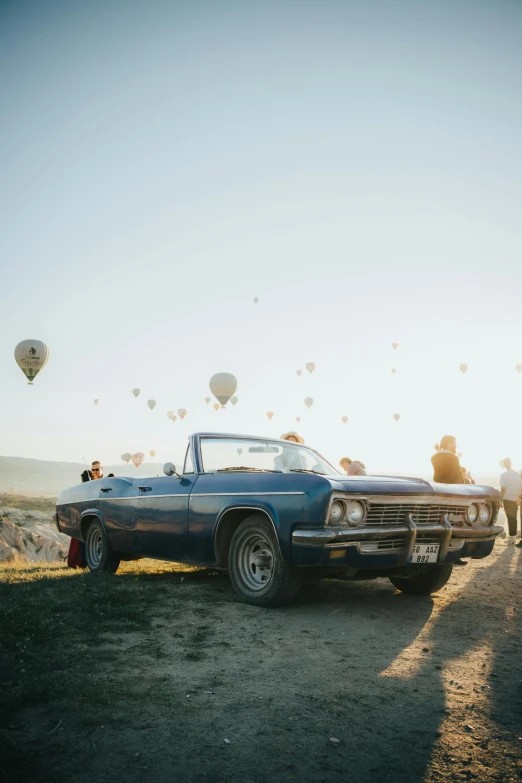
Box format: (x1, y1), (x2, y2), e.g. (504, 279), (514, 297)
(364, 503), (468, 528)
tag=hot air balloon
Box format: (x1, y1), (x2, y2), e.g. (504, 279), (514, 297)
(230, 396), (238, 406)
(132, 388), (140, 398)
(393, 414), (400, 422)
(237, 448), (243, 455)
(94, 399), (99, 405)
(131, 452), (144, 468)
(392, 343), (398, 350)
(14, 340), (49, 385)
(253, 297), (259, 304)
(121, 452), (131, 463)
(304, 397), (313, 409)
(267, 411), (274, 420)
(305, 362), (315, 374)
(459, 364), (468, 374)
(341, 416), (348, 424)
(178, 408), (187, 419)
(149, 450), (156, 458)
(205, 397), (211, 404)
(296, 370), (302, 376)
(391, 368), (396, 374)
(296, 417), (301, 423)
(209, 372), (238, 407)
(213, 403), (220, 411)
(147, 399), (156, 411)
(516, 365), (522, 374)
(167, 411), (174, 420)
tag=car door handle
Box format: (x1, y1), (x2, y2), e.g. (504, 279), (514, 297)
(138, 486), (152, 492)
(101, 487), (113, 493)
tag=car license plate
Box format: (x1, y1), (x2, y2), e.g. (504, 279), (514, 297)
(410, 544), (439, 564)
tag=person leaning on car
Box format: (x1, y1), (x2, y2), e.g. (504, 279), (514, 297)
(431, 435), (468, 566)
(340, 457), (367, 476)
(431, 436), (463, 484)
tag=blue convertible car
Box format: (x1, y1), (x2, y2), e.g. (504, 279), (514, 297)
(56, 432), (502, 606)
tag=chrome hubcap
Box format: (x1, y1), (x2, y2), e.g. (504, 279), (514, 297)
(237, 533), (274, 593)
(87, 528), (103, 567)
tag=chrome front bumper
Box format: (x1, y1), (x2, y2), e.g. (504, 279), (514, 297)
(292, 513), (503, 566)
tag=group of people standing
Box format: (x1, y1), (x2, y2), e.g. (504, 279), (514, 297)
(431, 434), (522, 547)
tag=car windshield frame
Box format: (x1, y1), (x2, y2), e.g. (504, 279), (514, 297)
(199, 435), (339, 475)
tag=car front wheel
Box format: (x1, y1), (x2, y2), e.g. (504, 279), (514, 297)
(85, 519), (120, 574)
(228, 515), (302, 607)
(389, 563), (453, 595)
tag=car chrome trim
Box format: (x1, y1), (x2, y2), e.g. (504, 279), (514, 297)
(95, 494), (192, 501)
(64, 491), (305, 503)
(292, 523), (504, 546)
(329, 493), (497, 507)
(192, 492), (306, 497)
(356, 539), (466, 554)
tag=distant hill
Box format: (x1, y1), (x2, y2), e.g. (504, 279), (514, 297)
(0, 456), (182, 497)
(0, 455), (501, 497)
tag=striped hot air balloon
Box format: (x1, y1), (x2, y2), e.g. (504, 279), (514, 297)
(131, 452), (144, 468)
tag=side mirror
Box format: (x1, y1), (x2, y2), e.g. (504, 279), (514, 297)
(163, 462), (179, 477)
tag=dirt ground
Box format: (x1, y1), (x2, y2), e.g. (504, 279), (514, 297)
(1, 526), (521, 783)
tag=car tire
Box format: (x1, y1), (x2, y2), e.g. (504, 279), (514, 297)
(85, 519), (120, 574)
(228, 515), (303, 607)
(389, 563), (453, 595)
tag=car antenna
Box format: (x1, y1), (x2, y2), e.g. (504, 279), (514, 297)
(82, 455), (91, 480)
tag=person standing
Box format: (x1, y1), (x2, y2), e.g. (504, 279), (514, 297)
(431, 435), (463, 484)
(500, 459), (521, 545)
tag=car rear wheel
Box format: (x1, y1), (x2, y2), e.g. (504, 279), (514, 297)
(389, 563), (453, 595)
(85, 519), (120, 574)
(228, 515), (303, 607)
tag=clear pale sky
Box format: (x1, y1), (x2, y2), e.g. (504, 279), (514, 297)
(1, 0), (521, 476)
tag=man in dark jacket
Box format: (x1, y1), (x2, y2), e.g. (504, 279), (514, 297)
(431, 434), (467, 565)
(431, 435), (463, 484)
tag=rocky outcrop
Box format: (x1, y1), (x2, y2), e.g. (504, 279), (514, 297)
(0, 509), (69, 563)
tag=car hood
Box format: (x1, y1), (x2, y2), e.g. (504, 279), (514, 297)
(326, 474), (500, 499)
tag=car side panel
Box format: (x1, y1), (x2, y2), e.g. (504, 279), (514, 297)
(187, 472), (331, 564)
(98, 477), (141, 551)
(133, 475), (198, 560)
(56, 481), (104, 539)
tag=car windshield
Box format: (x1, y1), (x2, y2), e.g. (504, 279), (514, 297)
(200, 437), (338, 475)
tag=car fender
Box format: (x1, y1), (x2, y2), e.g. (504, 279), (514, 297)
(79, 508), (107, 541)
(213, 503), (284, 564)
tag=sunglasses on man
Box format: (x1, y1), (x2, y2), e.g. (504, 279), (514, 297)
(92, 468), (102, 473)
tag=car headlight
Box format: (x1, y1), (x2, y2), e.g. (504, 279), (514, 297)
(478, 503), (491, 525)
(466, 504), (478, 525)
(346, 500), (365, 526)
(329, 500), (345, 525)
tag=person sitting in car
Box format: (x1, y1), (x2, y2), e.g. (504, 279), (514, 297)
(275, 432), (307, 472)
